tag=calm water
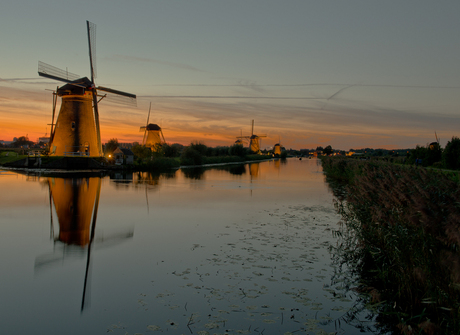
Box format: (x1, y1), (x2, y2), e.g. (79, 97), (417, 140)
(0, 158), (376, 334)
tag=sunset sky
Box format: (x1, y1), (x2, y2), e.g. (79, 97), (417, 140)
(1, 1), (460, 150)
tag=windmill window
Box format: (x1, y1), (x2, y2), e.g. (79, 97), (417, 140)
(71, 122), (76, 131)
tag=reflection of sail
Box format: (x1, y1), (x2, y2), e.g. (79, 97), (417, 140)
(49, 177), (100, 246)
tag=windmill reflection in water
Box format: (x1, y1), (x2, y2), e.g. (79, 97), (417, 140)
(34, 176), (134, 311)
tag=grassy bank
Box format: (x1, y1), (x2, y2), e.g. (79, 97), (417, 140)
(322, 156), (460, 334)
(0, 151), (26, 165)
(134, 157), (181, 171)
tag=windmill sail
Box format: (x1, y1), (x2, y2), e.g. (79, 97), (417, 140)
(38, 61), (81, 83)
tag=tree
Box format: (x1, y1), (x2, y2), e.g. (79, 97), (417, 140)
(162, 143), (180, 157)
(443, 137), (460, 170)
(190, 141), (207, 156)
(180, 146), (203, 165)
(132, 143), (152, 161)
(323, 145), (333, 155)
(229, 143), (247, 157)
(11, 136), (34, 148)
(105, 138), (119, 155)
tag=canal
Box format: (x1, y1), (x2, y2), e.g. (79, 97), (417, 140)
(0, 158), (377, 334)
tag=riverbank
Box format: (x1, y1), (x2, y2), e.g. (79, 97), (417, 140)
(0, 151), (274, 172)
(321, 156), (460, 334)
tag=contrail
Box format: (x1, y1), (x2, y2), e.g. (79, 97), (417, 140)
(139, 95), (328, 100)
(0, 77), (43, 82)
(327, 84), (356, 100)
(141, 83), (460, 89)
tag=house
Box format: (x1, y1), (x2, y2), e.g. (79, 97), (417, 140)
(113, 147), (134, 165)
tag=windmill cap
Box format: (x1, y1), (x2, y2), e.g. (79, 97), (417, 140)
(57, 77), (93, 94)
(146, 123), (161, 130)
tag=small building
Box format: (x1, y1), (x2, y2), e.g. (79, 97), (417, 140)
(113, 147), (134, 165)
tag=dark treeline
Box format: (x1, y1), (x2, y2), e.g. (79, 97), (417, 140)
(345, 137), (460, 171)
(322, 156), (460, 334)
(104, 140), (277, 169)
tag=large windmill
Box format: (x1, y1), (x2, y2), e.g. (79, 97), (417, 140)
(236, 120), (267, 154)
(139, 102), (166, 151)
(38, 21), (136, 157)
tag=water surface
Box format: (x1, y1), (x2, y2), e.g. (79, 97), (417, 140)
(0, 158), (375, 334)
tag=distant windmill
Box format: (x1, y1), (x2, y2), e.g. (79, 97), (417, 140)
(38, 21), (136, 157)
(139, 102), (166, 151)
(234, 129), (244, 145)
(236, 120), (267, 154)
(273, 136), (282, 156)
(430, 131), (441, 150)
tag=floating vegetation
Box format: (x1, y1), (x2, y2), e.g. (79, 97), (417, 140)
(146, 325), (161, 331)
(106, 199), (377, 334)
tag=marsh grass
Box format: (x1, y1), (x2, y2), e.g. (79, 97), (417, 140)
(322, 157), (460, 334)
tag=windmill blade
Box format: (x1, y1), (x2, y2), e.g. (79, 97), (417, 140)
(87, 21), (97, 82)
(97, 86), (136, 99)
(92, 90), (103, 155)
(97, 86), (137, 106)
(146, 102), (151, 126)
(38, 61), (80, 83)
(160, 129), (166, 143)
(48, 86), (59, 143)
(139, 126), (146, 132)
(143, 103), (151, 145)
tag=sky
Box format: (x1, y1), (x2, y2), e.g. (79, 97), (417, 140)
(1, 0), (460, 150)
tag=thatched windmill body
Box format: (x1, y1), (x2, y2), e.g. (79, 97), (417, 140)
(236, 120), (267, 154)
(38, 21), (136, 157)
(140, 103), (166, 151)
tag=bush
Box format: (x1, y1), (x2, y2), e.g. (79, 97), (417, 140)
(180, 146), (203, 166)
(228, 144), (247, 157)
(408, 144), (442, 167)
(189, 141), (207, 156)
(162, 143), (181, 158)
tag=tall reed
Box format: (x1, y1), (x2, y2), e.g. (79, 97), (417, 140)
(323, 157), (460, 334)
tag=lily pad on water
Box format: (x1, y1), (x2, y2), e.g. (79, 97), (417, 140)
(147, 325), (161, 331)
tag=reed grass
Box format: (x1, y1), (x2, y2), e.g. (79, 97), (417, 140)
(322, 156), (460, 334)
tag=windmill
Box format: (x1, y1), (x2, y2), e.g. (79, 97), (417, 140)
(38, 21), (136, 157)
(273, 136), (282, 156)
(236, 120), (267, 154)
(139, 102), (166, 151)
(429, 132), (441, 150)
(234, 129), (244, 145)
